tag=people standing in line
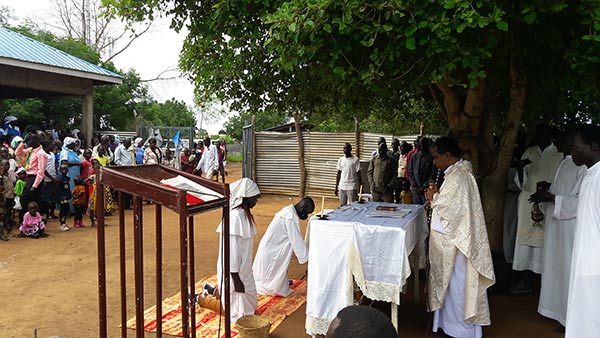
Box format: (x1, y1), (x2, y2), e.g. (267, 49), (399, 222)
(529, 131), (586, 327)
(335, 143), (362, 206)
(408, 137), (434, 205)
(368, 142), (397, 203)
(511, 124), (563, 293)
(253, 197), (314, 296)
(425, 136), (495, 338)
(143, 137), (162, 165)
(194, 137), (219, 181)
(565, 124), (600, 338)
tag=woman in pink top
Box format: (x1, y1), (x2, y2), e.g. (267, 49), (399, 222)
(143, 137), (162, 164)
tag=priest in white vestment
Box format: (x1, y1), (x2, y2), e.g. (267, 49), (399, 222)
(529, 134), (586, 327)
(565, 125), (600, 338)
(512, 124), (563, 280)
(216, 178), (261, 322)
(253, 197), (315, 296)
(425, 137), (495, 338)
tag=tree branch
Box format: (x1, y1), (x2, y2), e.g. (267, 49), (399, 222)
(104, 22), (152, 63)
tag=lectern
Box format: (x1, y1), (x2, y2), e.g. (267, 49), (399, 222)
(95, 164), (231, 338)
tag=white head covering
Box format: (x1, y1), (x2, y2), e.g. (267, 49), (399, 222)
(63, 137), (77, 148)
(134, 137), (143, 146)
(10, 136), (22, 148)
(229, 178), (261, 209)
(114, 135), (121, 144)
(4, 115), (17, 123)
(71, 129), (80, 137)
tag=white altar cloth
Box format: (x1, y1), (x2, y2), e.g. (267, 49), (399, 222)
(305, 202), (427, 336)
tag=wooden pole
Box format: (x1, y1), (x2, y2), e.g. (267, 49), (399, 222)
(354, 117), (360, 159)
(293, 112), (306, 197)
(251, 114), (257, 182)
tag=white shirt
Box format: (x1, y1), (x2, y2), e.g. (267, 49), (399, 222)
(336, 155), (361, 191)
(196, 144), (219, 174)
(44, 152), (57, 183)
(253, 205), (308, 296)
(114, 144), (133, 166)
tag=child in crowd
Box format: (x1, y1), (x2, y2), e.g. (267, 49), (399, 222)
(14, 168), (26, 210)
(57, 164), (71, 232)
(72, 177), (86, 228)
(18, 202), (48, 238)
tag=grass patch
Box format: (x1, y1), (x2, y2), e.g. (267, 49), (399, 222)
(227, 154), (243, 163)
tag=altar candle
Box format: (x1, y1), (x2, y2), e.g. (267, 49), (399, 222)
(358, 184), (363, 200)
(321, 196), (325, 217)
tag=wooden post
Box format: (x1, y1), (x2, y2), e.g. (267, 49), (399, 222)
(251, 114), (257, 181)
(81, 93), (94, 149)
(293, 112), (306, 197)
(419, 121), (425, 136)
(354, 117), (360, 159)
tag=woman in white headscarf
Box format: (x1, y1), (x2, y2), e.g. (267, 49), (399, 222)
(213, 178), (261, 322)
(60, 137), (82, 195)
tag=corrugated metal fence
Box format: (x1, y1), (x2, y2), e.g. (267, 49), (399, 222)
(253, 131), (420, 197)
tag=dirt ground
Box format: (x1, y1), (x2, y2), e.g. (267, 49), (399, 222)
(0, 163), (564, 338)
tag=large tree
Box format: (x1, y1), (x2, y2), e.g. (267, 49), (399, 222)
(103, 0), (600, 251)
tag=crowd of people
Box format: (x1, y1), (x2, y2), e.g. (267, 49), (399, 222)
(0, 115), (229, 241)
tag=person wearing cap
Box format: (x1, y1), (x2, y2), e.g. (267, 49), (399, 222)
(2, 116), (20, 137)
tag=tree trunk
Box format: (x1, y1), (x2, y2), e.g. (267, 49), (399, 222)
(480, 53), (527, 252)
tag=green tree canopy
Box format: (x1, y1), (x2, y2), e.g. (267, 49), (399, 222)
(102, 0), (600, 250)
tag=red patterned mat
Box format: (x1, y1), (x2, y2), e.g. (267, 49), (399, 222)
(126, 274), (307, 337)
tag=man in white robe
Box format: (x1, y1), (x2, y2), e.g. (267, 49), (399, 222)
(529, 133), (586, 327)
(425, 137), (495, 338)
(565, 125), (600, 338)
(215, 178), (261, 322)
(253, 197), (314, 296)
(512, 124), (563, 292)
(194, 137), (219, 180)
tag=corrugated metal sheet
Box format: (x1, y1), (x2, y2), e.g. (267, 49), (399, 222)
(255, 132), (300, 195)
(0, 26), (122, 78)
(304, 132), (356, 197)
(253, 131), (423, 197)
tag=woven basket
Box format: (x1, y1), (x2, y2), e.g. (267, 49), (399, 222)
(236, 315), (271, 338)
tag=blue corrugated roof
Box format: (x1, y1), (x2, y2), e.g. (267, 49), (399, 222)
(0, 26), (122, 79)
